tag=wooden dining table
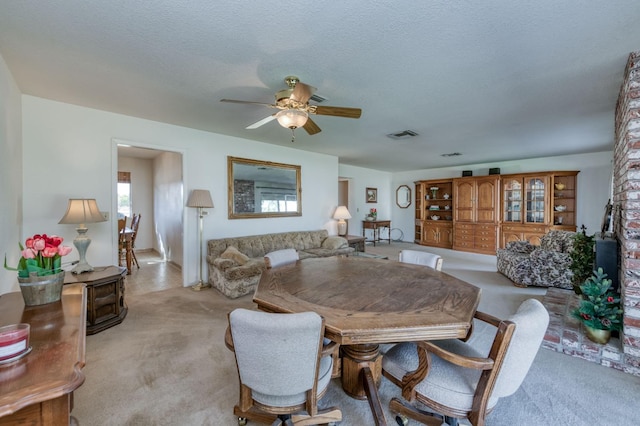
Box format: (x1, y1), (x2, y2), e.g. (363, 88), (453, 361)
(253, 256), (482, 426)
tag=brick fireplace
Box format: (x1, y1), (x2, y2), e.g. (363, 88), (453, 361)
(612, 50), (640, 375)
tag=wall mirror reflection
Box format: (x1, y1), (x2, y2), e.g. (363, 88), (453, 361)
(396, 185), (412, 208)
(228, 156), (302, 219)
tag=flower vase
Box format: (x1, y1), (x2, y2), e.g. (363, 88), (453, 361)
(17, 271), (65, 306)
(584, 325), (611, 345)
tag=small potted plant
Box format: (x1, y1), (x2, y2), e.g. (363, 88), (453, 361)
(571, 267), (623, 344)
(4, 234), (73, 306)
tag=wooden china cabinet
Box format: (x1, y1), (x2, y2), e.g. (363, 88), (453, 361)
(452, 175), (500, 254)
(499, 171), (578, 247)
(414, 179), (454, 248)
(414, 170), (579, 254)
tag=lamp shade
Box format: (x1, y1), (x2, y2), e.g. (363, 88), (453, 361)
(276, 109), (308, 129)
(333, 206), (352, 220)
(58, 199), (106, 225)
(187, 189), (214, 208)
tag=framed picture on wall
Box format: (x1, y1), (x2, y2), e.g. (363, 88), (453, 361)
(366, 187), (378, 203)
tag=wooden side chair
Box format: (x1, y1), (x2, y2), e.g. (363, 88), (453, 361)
(398, 249), (443, 271)
(382, 299), (549, 426)
(225, 308), (342, 426)
(117, 217), (127, 267)
(264, 248), (299, 269)
(129, 213), (141, 269)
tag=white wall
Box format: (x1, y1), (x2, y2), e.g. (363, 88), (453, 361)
(153, 151), (183, 265)
(338, 165), (393, 238)
(20, 96), (340, 289)
(389, 152), (613, 241)
(0, 54), (22, 294)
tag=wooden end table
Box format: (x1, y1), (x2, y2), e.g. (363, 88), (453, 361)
(362, 220), (391, 246)
(64, 266), (127, 335)
(344, 234), (366, 253)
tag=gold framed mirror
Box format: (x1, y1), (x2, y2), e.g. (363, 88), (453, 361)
(396, 185), (412, 208)
(228, 156), (302, 219)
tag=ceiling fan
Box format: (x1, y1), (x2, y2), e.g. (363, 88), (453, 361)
(220, 76), (362, 141)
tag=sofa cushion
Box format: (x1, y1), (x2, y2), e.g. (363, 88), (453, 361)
(321, 236), (348, 250)
(222, 258), (265, 280)
(221, 245), (250, 265)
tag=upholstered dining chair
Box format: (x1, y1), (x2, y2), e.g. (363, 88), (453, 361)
(398, 249), (443, 271)
(225, 308), (342, 426)
(129, 213), (141, 269)
(382, 298), (549, 426)
(264, 248), (299, 269)
(263, 248), (341, 379)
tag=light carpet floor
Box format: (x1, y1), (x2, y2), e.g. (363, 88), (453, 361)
(73, 243), (640, 425)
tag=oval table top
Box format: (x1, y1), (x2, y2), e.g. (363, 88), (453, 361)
(254, 256), (482, 345)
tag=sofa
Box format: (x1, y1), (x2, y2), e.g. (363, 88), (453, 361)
(207, 230), (354, 298)
(496, 230), (575, 289)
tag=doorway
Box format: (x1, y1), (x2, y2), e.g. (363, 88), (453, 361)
(115, 141), (186, 290)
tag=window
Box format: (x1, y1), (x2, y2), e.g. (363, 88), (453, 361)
(118, 171), (132, 219)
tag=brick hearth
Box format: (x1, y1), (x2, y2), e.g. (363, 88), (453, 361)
(541, 288), (640, 376)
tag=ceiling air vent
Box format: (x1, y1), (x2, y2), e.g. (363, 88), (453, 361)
(441, 152), (462, 157)
(310, 94), (326, 103)
(386, 130), (419, 140)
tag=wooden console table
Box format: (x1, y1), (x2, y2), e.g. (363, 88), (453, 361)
(362, 220), (391, 246)
(64, 266), (127, 335)
(0, 284), (87, 425)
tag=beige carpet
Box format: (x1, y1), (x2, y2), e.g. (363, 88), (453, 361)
(72, 243), (640, 425)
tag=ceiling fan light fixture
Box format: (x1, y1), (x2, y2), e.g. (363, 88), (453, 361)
(276, 109), (308, 129)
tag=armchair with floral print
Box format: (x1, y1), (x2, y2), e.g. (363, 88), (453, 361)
(497, 230), (575, 289)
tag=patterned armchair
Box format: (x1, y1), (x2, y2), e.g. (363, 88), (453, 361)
(496, 230), (575, 289)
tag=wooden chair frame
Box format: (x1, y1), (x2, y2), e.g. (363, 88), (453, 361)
(225, 316), (342, 426)
(382, 310), (516, 426)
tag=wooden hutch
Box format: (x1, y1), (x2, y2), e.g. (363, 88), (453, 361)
(415, 170), (578, 254)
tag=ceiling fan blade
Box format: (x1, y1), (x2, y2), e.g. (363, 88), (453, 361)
(291, 82), (317, 104)
(220, 99), (276, 108)
(246, 114), (277, 129)
(313, 105), (362, 119)
(303, 117), (322, 135)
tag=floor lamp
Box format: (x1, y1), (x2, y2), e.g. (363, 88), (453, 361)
(187, 189), (214, 291)
(58, 198), (107, 274)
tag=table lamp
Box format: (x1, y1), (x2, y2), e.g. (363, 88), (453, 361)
(187, 189), (214, 291)
(333, 206), (352, 236)
(58, 198), (107, 274)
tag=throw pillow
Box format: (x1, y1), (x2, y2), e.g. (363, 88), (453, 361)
(221, 246), (250, 265)
(321, 236), (348, 250)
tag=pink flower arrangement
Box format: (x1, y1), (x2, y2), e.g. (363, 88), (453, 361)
(4, 234), (72, 277)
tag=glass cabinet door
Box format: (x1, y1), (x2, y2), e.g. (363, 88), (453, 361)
(525, 178), (546, 223)
(503, 178), (522, 223)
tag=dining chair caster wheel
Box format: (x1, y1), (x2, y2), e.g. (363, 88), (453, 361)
(395, 414), (408, 425)
(237, 417), (247, 426)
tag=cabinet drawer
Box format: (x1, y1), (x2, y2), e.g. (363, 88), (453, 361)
(475, 224), (496, 231)
(454, 239), (474, 248)
(455, 234), (474, 242)
(455, 223), (474, 230)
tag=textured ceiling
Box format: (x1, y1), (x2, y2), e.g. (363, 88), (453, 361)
(1, 1), (639, 171)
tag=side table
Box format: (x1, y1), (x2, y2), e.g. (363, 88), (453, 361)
(0, 284), (87, 425)
(344, 234), (366, 253)
(64, 266), (128, 335)
(362, 220), (392, 246)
